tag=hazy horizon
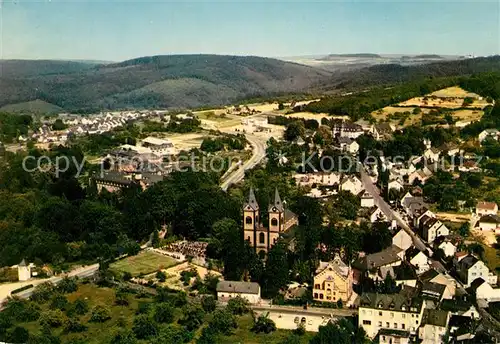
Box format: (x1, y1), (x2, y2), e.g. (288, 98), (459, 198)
(2, 1), (499, 61)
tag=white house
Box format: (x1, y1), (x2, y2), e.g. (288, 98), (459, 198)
(295, 172), (341, 187)
(478, 128), (499, 143)
(418, 309), (450, 344)
(470, 278), (500, 303)
(337, 137), (360, 154)
(216, 281), (261, 304)
(476, 214), (500, 233)
(423, 148), (441, 163)
(456, 255), (497, 287)
(341, 176), (363, 195)
(407, 249), (430, 274)
(17, 259), (31, 281)
(420, 217), (449, 243)
(392, 229), (413, 251)
(388, 179), (404, 192)
(438, 241), (457, 258)
(475, 201), (498, 216)
(361, 192), (375, 208)
(370, 207), (388, 223)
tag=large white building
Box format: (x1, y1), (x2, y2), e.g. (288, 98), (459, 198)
(216, 280), (261, 304)
(418, 309), (450, 344)
(358, 289), (425, 338)
(141, 137), (176, 156)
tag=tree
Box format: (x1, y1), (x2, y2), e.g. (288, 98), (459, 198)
(52, 119), (67, 131)
(39, 309), (65, 328)
(278, 103), (285, 110)
(72, 298), (88, 315)
(132, 314), (158, 339)
(227, 296), (249, 315)
(209, 309), (237, 335)
(154, 303), (174, 324)
(252, 315), (276, 334)
(63, 318), (87, 333)
(110, 329), (138, 344)
(49, 294), (69, 311)
(179, 305), (204, 331)
(57, 277), (78, 294)
(7, 326), (29, 343)
(31, 282), (56, 303)
(155, 324), (192, 344)
(336, 299), (343, 309)
(309, 318), (369, 344)
(458, 222), (470, 237)
(201, 295), (217, 313)
(262, 242), (290, 298)
(156, 270), (167, 282)
(284, 121), (305, 142)
(89, 305), (111, 323)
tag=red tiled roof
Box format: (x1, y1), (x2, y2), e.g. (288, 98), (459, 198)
(476, 201), (497, 211)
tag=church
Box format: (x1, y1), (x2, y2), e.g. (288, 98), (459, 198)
(243, 187), (298, 257)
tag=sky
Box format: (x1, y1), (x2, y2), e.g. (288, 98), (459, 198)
(1, 0), (499, 61)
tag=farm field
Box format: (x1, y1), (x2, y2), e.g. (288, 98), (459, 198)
(110, 250), (178, 276)
(429, 86), (484, 98)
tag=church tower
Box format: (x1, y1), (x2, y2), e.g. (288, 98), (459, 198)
(243, 188), (260, 248)
(268, 188), (285, 247)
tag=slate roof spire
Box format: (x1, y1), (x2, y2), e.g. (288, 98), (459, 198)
(244, 187), (259, 211)
(270, 187), (284, 212)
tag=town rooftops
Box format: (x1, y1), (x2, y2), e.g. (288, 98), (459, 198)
(418, 268), (440, 282)
(378, 328), (410, 338)
(315, 255), (350, 278)
(93, 171), (134, 185)
(422, 309), (449, 327)
(359, 290), (423, 312)
(216, 281), (260, 295)
(354, 245), (402, 270)
(142, 136), (172, 146)
(421, 281), (447, 299)
(469, 277), (487, 291)
(476, 201), (498, 211)
(478, 214), (500, 224)
(337, 137), (355, 144)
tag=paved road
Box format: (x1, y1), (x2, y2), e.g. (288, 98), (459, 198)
(358, 165), (449, 275)
(220, 133), (267, 191)
(3, 264), (99, 303)
(251, 304), (357, 318)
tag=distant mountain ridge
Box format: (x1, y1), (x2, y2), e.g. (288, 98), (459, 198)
(0, 54), (332, 112)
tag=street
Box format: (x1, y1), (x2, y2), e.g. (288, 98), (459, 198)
(220, 133), (267, 191)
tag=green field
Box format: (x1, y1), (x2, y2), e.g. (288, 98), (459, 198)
(218, 314), (313, 344)
(110, 250), (179, 276)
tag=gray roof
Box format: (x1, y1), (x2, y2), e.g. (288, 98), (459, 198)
(216, 280), (260, 295)
(355, 245), (402, 270)
(19, 259), (27, 267)
(360, 290), (423, 312)
(244, 187), (259, 211)
(269, 188), (284, 212)
(421, 281), (446, 299)
(479, 214), (500, 224)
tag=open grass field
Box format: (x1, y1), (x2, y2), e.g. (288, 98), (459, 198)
(20, 284), (155, 344)
(429, 86), (483, 98)
(110, 250), (178, 276)
(217, 314), (314, 344)
(397, 86), (490, 109)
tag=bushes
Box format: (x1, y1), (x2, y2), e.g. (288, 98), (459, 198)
(39, 309), (65, 328)
(63, 318), (87, 333)
(201, 295), (217, 313)
(132, 314), (158, 339)
(31, 282), (56, 303)
(89, 305), (111, 323)
(72, 298), (89, 315)
(208, 309), (237, 335)
(57, 277), (78, 294)
(154, 303), (174, 323)
(11, 284), (33, 294)
(252, 315), (276, 334)
(227, 296), (249, 315)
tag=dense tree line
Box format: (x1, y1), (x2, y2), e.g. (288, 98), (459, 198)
(0, 113), (33, 143)
(200, 134), (246, 153)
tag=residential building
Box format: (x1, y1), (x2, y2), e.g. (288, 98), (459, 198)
(358, 289), (425, 338)
(243, 188), (298, 256)
(388, 179), (404, 192)
(372, 123), (394, 141)
(478, 128), (499, 143)
(421, 281), (447, 301)
(469, 278), (500, 302)
(437, 240), (457, 258)
(406, 248), (430, 274)
(455, 254), (495, 287)
(419, 269), (456, 299)
(392, 229), (413, 252)
(312, 255), (353, 303)
(418, 309), (450, 344)
(141, 137), (176, 156)
(216, 281), (261, 304)
(420, 217), (449, 243)
(408, 168), (433, 185)
(336, 137), (360, 154)
(354, 245), (404, 274)
(370, 207), (388, 223)
(475, 201), (498, 216)
(423, 147), (441, 162)
(361, 192), (375, 208)
(331, 120), (364, 139)
(378, 329), (410, 344)
(476, 214), (500, 232)
(294, 172), (341, 187)
(340, 175), (363, 195)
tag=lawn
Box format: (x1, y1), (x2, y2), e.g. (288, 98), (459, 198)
(20, 284), (155, 344)
(110, 250), (179, 276)
(217, 314), (314, 344)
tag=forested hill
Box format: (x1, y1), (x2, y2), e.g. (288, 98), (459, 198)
(0, 55), (332, 112)
(323, 55), (500, 90)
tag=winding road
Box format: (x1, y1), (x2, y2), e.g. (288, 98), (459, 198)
(220, 133), (267, 191)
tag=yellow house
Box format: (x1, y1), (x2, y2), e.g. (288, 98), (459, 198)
(313, 255), (353, 303)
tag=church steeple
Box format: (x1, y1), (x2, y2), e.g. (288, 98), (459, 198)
(269, 187), (284, 212)
(244, 187), (259, 211)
